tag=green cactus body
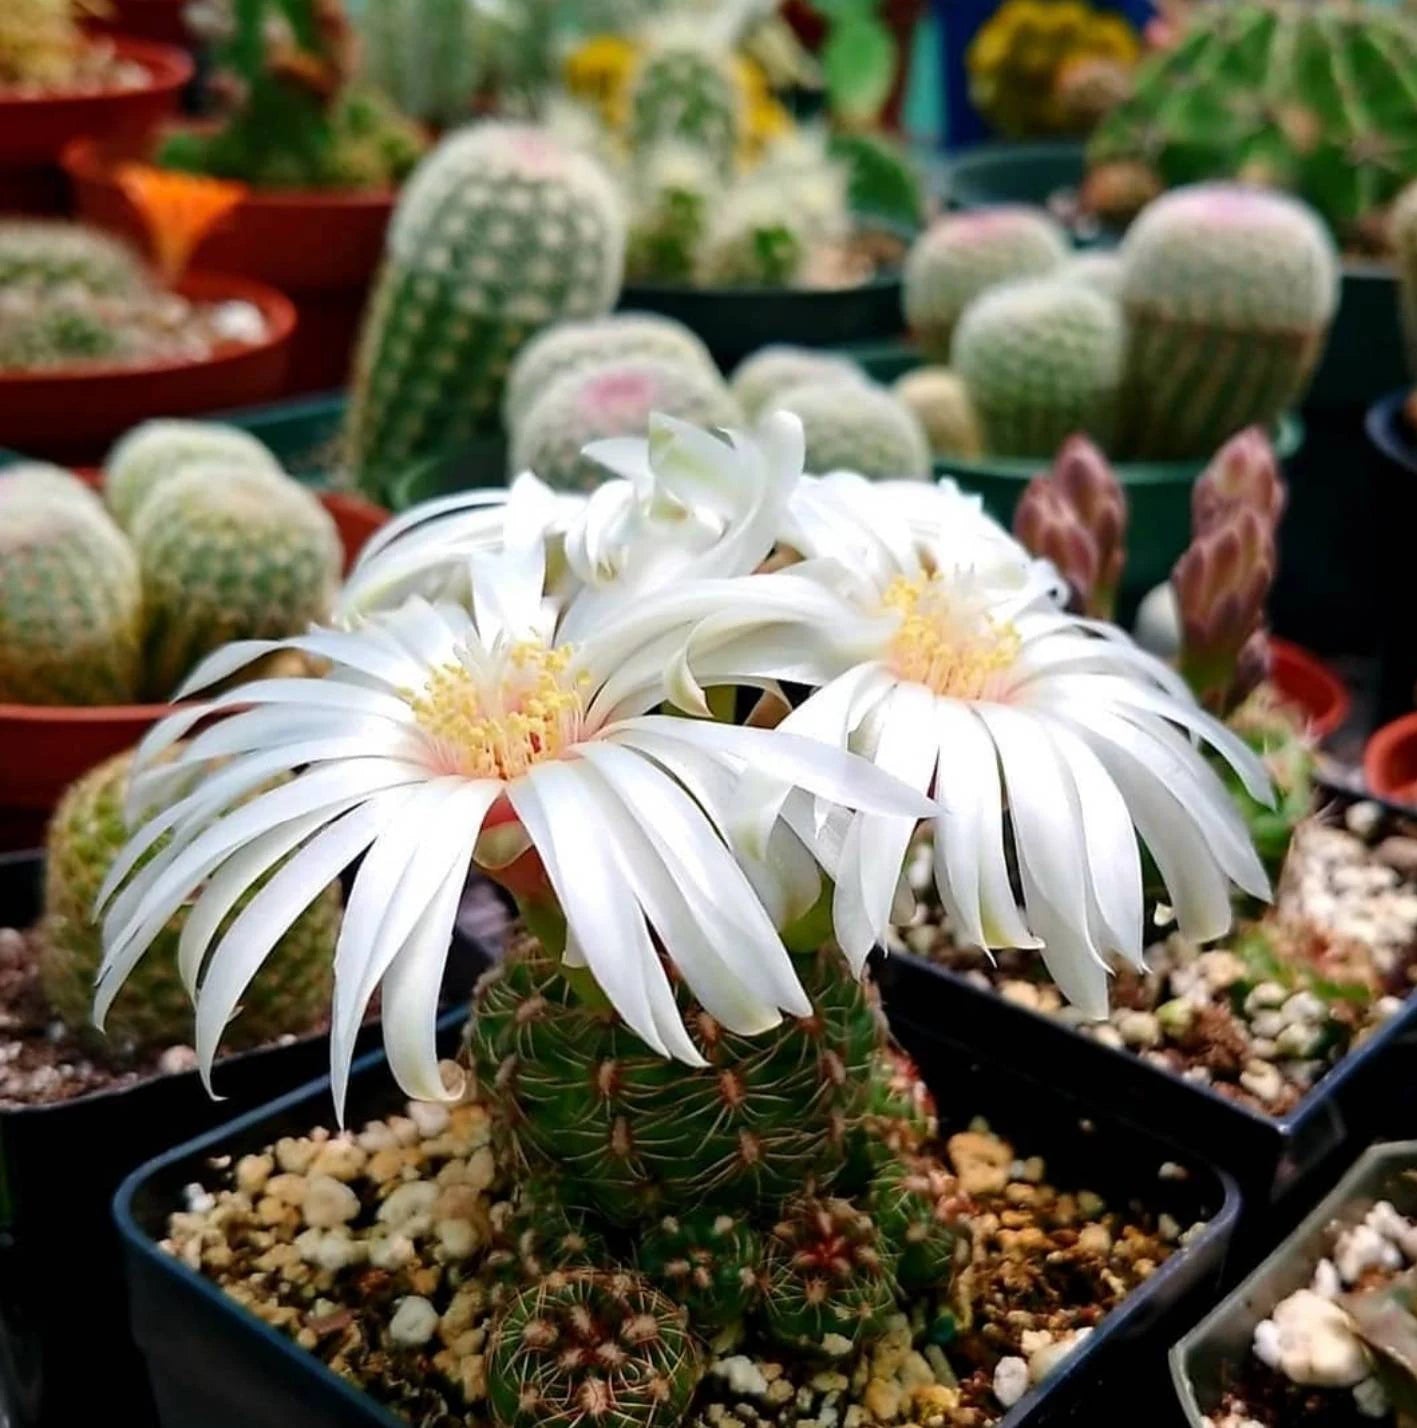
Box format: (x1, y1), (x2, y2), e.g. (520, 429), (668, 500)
(842, 1046), (940, 1190)
(131, 465), (341, 700)
(0, 499), (141, 706)
(468, 930), (882, 1226)
(868, 1156), (966, 1292)
(104, 419), (283, 531)
(1226, 684), (1316, 881)
(769, 380), (932, 479)
(1086, 0), (1417, 246)
(510, 359), (741, 492)
(903, 207), (1070, 361)
(625, 140), (722, 285)
(345, 123), (626, 500)
(0, 461), (108, 519)
(693, 184), (807, 288)
(1118, 184), (1338, 459)
(40, 751), (340, 1053)
(628, 41), (741, 178)
(891, 367), (985, 460)
(951, 277), (1125, 459)
(0, 220), (147, 296)
(488, 1187), (611, 1291)
(1391, 180), (1417, 378)
(759, 1196), (898, 1355)
(358, 0), (484, 128)
(0, 295), (126, 369)
(487, 1269), (702, 1428)
(503, 313), (718, 429)
(638, 1209), (762, 1332)
(729, 345), (867, 421)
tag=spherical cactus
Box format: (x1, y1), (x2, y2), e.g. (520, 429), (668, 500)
(951, 277), (1125, 458)
(903, 207), (1070, 361)
(1058, 250), (1123, 299)
(131, 466), (342, 699)
(841, 1045), (939, 1191)
(729, 345), (867, 421)
(891, 367), (985, 460)
(1086, 0), (1417, 245)
(759, 1196), (898, 1355)
(345, 122), (627, 500)
(469, 930), (882, 1225)
(627, 36), (742, 179)
(486, 1269), (702, 1428)
(0, 499), (141, 705)
(1391, 179), (1417, 379)
(638, 1209), (762, 1332)
(0, 461), (108, 519)
(769, 380), (931, 479)
(488, 1187), (611, 1290)
(41, 750), (340, 1053)
(503, 313), (718, 429)
(1118, 184), (1338, 459)
(510, 359), (741, 491)
(358, 0), (484, 128)
(693, 183), (807, 288)
(868, 1155), (968, 1292)
(104, 419), (283, 531)
(0, 220), (147, 296)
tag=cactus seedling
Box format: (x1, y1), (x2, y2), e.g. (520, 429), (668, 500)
(868, 1155), (968, 1292)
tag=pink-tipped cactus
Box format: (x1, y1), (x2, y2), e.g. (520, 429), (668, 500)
(1173, 505), (1275, 713)
(1012, 435), (1126, 619)
(1192, 426), (1287, 537)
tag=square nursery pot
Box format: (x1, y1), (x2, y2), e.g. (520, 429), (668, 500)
(113, 979), (1239, 1428)
(0, 850), (505, 1428)
(1170, 1138), (1417, 1427)
(876, 786), (1417, 1250)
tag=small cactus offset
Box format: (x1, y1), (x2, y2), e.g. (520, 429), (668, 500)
(903, 208), (1069, 361)
(627, 35), (742, 179)
(759, 1196), (898, 1355)
(503, 313), (716, 429)
(729, 345), (866, 421)
(868, 1155), (968, 1292)
(842, 1046), (939, 1190)
(1117, 184), (1338, 460)
(638, 1209), (763, 1332)
(951, 278), (1125, 459)
(487, 1188), (610, 1291)
(486, 1269), (703, 1428)
(357, 0), (485, 129)
(345, 122), (626, 500)
(510, 359), (741, 491)
(891, 368), (985, 461)
(130, 464), (341, 699)
(768, 380), (932, 480)
(0, 220), (147, 296)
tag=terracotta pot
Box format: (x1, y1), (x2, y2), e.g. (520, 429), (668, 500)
(1268, 637), (1352, 741)
(0, 271), (295, 465)
(1364, 713), (1417, 808)
(0, 476), (389, 850)
(64, 132), (398, 394)
(0, 37), (190, 214)
(87, 0), (191, 48)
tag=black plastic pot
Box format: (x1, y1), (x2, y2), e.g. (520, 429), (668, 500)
(114, 984), (1238, 1428)
(940, 140), (1088, 220)
(1170, 1139), (1417, 1427)
(877, 789), (1417, 1249)
(0, 850), (503, 1428)
(1364, 391), (1417, 727)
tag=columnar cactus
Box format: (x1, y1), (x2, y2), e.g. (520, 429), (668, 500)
(1086, 0), (1417, 247)
(951, 278), (1125, 458)
(903, 208), (1069, 361)
(627, 37), (742, 179)
(0, 220), (147, 296)
(130, 465), (342, 699)
(345, 122), (626, 500)
(768, 380), (932, 480)
(729, 345), (866, 421)
(868, 1155), (967, 1292)
(638, 1210), (762, 1332)
(1117, 184), (1338, 460)
(503, 313), (717, 429)
(891, 368), (985, 461)
(486, 1269), (702, 1428)
(41, 751), (341, 1053)
(358, 0), (485, 128)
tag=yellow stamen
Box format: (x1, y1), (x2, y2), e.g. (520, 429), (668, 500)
(406, 640), (586, 780)
(882, 575), (1020, 701)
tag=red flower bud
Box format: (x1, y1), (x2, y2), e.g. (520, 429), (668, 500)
(1013, 476), (1099, 615)
(1050, 435), (1126, 617)
(1193, 427), (1287, 536)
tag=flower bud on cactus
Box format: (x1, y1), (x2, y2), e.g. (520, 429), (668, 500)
(1191, 425), (1287, 536)
(868, 1155), (969, 1292)
(1014, 477), (1101, 616)
(1172, 505), (1275, 714)
(486, 1269), (702, 1428)
(638, 1209), (762, 1332)
(759, 1196), (898, 1354)
(1053, 434), (1126, 616)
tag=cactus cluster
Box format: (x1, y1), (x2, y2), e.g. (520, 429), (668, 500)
(345, 121), (627, 501)
(1086, 0), (1417, 249)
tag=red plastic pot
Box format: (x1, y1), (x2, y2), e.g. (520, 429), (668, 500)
(0, 271), (295, 465)
(0, 36), (190, 214)
(1365, 713), (1417, 809)
(87, 0), (191, 47)
(64, 132), (399, 394)
(0, 475), (388, 851)
(1268, 637), (1351, 741)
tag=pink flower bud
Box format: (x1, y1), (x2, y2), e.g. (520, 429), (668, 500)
(1014, 476), (1099, 615)
(1050, 435), (1126, 616)
(1193, 427), (1287, 536)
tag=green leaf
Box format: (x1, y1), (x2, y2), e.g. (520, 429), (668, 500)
(822, 14), (897, 125)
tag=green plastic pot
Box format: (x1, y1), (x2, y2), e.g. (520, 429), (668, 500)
(941, 140), (1087, 211)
